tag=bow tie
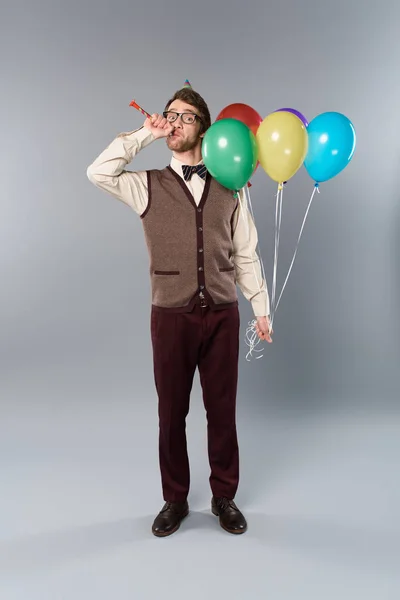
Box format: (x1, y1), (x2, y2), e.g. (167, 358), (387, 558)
(182, 164), (208, 181)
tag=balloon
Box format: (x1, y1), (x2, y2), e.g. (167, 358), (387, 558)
(304, 112), (356, 183)
(275, 107), (309, 128)
(202, 118), (258, 190)
(216, 103), (262, 178)
(256, 111), (308, 184)
(215, 103), (263, 136)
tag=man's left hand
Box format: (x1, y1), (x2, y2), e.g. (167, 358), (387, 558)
(255, 316), (273, 343)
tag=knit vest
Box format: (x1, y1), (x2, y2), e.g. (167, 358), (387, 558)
(140, 166), (239, 312)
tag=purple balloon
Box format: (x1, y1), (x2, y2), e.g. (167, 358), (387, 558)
(275, 107), (309, 128)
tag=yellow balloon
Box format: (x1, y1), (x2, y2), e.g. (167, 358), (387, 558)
(256, 111), (308, 183)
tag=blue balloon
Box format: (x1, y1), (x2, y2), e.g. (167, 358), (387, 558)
(304, 112), (356, 183)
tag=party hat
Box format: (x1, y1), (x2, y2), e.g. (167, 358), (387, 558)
(182, 79), (192, 89)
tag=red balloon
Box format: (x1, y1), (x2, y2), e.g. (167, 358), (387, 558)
(215, 103), (263, 136)
(216, 103), (263, 181)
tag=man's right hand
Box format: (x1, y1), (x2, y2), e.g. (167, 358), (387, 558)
(143, 113), (174, 139)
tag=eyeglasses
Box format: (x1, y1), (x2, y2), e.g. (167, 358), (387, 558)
(162, 111), (202, 125)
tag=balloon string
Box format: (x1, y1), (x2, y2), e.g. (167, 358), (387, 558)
(237, 189), (264, 295)
(244, 321), (264, 361)
(270, 185), (283, 327)
(274, 184), (320, 315)
(236, 187), (267, 361)
(244, 184), (269, 294)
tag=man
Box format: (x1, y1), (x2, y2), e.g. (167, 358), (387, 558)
(87, 83), (272, 537)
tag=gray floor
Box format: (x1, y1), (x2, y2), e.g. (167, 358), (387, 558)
(1, 358), (399, 600)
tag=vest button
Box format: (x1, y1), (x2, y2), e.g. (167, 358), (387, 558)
(198, 266), (203, 271)
(199, 248), (203, 253)
(197, 208), (202, 212)
(199, 285), (204, 290)
(198, 227), (203, 231)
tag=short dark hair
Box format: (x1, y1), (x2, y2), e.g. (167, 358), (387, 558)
(164, 88), (211, 135)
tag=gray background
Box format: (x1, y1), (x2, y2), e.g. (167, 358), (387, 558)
(1, 0), (399, 598)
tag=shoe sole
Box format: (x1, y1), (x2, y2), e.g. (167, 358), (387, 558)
(211, 506), (247, 534)
(152, 509), (189, 537)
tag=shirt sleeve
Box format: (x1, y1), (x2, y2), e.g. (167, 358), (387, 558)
(86, 126), (155, 215)
(231, 188), (271, 318)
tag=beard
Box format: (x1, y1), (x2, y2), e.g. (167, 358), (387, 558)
(166, 133), (200, 153)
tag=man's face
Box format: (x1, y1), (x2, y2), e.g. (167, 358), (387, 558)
(165, 99), (204, 153)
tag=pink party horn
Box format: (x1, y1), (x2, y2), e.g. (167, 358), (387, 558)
(129, 99), (152, 119)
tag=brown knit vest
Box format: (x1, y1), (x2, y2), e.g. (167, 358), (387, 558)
(140, 166), (239, 312)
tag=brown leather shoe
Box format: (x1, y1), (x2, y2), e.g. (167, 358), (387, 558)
(151, 501), (189, 537)
(211, 496), (247, 534)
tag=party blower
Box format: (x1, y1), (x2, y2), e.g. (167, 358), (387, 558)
(129, 99), (152, 119)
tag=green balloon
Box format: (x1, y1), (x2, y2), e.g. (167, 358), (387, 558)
(202, 118), (258, 190)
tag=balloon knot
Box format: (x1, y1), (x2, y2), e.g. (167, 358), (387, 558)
(314, 182), (319, 188)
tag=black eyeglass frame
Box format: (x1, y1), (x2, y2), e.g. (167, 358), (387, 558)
(162, 110), (203, 124)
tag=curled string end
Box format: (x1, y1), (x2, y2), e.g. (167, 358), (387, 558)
(244, 319), (264, 362)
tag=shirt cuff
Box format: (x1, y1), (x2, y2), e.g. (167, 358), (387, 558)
(251, 291), (271, 318)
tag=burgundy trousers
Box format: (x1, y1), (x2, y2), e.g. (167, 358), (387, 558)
(150, 301), (240, 503)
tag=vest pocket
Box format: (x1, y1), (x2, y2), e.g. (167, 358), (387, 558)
(219, 266), (235, 272)
(153, 270), (180, 275)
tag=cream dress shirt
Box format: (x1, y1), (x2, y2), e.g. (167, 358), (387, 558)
(87, 127), (270, 317)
